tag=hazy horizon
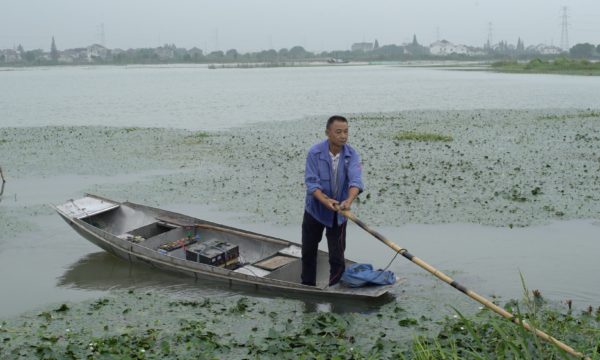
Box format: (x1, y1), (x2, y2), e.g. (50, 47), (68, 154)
(1, 0), (599, 52)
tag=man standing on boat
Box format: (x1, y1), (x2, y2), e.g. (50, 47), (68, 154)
(302, 115), (364, 286)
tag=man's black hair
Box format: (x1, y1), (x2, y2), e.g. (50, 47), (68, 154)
(326, 115), (348, 129)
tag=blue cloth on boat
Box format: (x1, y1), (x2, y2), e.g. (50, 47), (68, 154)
(340, 263), (396, 288)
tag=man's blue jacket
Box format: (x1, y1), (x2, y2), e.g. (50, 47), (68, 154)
(304, 139), (364, 227)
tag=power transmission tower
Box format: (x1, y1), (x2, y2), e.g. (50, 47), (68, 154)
(560, 7), (569, 51)
(214, 28), (219, 51)
(97, 23), (106, 47)
(486, 22), (493, 49)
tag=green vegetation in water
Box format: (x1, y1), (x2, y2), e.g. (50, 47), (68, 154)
(408, 278), (600, 359)
(352, 114), (401, 121)
(184, 131), (210, 144)
(537, 110), (600, 121)
(409, 305), (600, 359)
(492, 57), (600, 75)
(394, 131), (453, 142)
(1, 290), (598, 359)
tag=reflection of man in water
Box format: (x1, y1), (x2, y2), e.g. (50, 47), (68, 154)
(302, 115), (364, 286)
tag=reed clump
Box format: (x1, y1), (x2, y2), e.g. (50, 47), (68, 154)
(394, 131), (453, 142)
(404, 302), (599, 359)
(184, 131), (210, 144)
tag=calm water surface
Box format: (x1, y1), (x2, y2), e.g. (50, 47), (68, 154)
(1, 65), (599, 317)
(1, 64), (600, 129)
(0, 176), (598, 318)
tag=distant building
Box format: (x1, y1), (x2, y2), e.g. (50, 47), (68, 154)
(87, 44), (109, 61)
(0, 49), (21, 63)
(155, 45), (175, 61)
(351, 42), (374, 52)
(429, 40), (469, 56)
(528, 44), (563, 55)
(466, 46), (487, 56)
(59, 48), (87, 63)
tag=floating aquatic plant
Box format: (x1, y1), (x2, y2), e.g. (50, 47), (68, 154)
(394, 131), (453, 142)
(537, 111), (600, 121)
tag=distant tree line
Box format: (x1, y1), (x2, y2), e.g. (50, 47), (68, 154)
(569, 43), (600, 59)
(2, 38), (600, 66)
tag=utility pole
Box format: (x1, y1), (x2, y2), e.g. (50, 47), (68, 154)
(436, 26), (440, 42)
(560, 6), (569, 51)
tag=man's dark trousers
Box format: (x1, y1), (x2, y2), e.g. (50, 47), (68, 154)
(301, 211), (347, 286)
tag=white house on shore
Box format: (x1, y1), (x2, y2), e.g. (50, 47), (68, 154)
(528, 44), (563, 55)
(429, 40), (469, 56)
(59, 48), (88, 63)
(0, 49), (21, 62)
(351, 42), (374, 52)
(87, 44), (109, 61)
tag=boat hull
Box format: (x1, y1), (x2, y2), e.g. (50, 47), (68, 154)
(55, 195), (398, 299)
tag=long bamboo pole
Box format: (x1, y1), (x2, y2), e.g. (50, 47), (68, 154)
(338, 208), (589, 359)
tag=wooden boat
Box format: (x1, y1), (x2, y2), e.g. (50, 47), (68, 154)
(54, 194), (398, 299)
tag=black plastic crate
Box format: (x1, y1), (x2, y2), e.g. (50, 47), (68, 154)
(185, 239), (239, 267)
(212, 241), (239, 261)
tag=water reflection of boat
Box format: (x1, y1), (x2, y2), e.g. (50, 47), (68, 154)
(58, 251), (395, 313)
(54, 194), (398, 299)
(57, 251), (199, 290)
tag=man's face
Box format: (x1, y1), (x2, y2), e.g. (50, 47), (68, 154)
(326, 120), (349, 148)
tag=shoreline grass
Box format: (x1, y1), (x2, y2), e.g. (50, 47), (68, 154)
(491, 57), (600, 76)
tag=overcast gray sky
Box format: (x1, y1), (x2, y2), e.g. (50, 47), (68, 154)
(1, 0), (599, 52)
